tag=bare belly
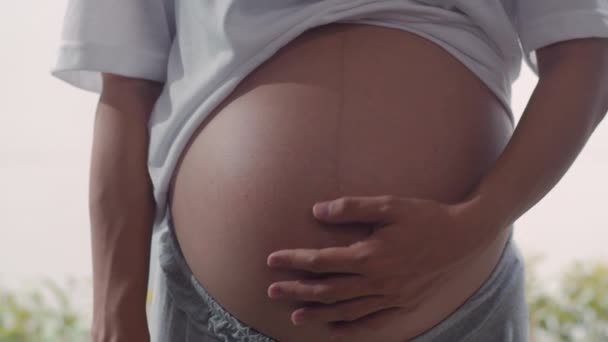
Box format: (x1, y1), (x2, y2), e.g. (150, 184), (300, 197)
(168, 23), (514, 342)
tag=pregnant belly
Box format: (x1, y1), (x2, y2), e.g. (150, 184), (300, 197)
(168, 23), (514, 342)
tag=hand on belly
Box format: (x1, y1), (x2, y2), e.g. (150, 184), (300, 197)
(265, 194), (495, 338)
(168, 23), (514, 342)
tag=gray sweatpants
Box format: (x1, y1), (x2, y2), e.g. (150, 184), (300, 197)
(151, 209), (529, 342)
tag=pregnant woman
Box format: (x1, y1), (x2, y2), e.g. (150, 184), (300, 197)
(52, 1), (608, 341)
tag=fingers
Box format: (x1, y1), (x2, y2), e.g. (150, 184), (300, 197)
(268, 274), (375, 304)
(313, 195), (403, 224)
(290, 295), (398, 326)
(268, 272), (433, 307)
(267, 242), (373, 274)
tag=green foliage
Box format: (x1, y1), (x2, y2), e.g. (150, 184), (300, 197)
(1, 255), (607, 341)
(0, 276), (90, 342)
(526, 254), (608, 342)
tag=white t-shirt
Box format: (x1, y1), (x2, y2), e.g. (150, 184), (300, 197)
(50, 0), (608, 333)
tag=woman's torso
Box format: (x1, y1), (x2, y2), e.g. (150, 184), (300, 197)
(168, 23), (514, 342)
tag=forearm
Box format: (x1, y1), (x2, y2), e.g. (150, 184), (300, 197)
(89, 76), (163, 339)
(461, 39), (608, 238)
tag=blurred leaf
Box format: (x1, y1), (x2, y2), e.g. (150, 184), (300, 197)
(0, 276), (90, 341)
(0, 254), (606, 341)
(526, 257), (608, 341)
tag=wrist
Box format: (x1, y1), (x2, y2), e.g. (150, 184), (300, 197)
(450, 191), (513, 247)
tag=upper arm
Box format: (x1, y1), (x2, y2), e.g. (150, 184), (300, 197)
(100, 73), (165, 122)
(514, 0), (608, 76)
(51, 0), (175, 93)
(535, 37), (608, 77)
(534, 37), (608, 122)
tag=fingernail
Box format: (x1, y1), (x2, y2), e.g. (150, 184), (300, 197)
(313, 202), (331, 217)
(292, 310), (306, 325)
(267, 255), (283, 267)
(268, 286), (283, 298)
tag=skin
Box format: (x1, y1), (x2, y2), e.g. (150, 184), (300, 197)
(89, 23), (608, 342)
(89, 74), (163, 341)
(169, 23), (514, 341)
(264, 37), (608, 339)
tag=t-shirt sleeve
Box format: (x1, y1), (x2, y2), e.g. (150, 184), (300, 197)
(516, 0), (608, 75)
(50, 0), (175, 93)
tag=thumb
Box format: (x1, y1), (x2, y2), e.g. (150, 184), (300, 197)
(312, 195), (403, 224)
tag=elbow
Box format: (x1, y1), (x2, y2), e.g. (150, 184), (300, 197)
(88, 178), (128, 215)
(88, 177), (156, 219)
